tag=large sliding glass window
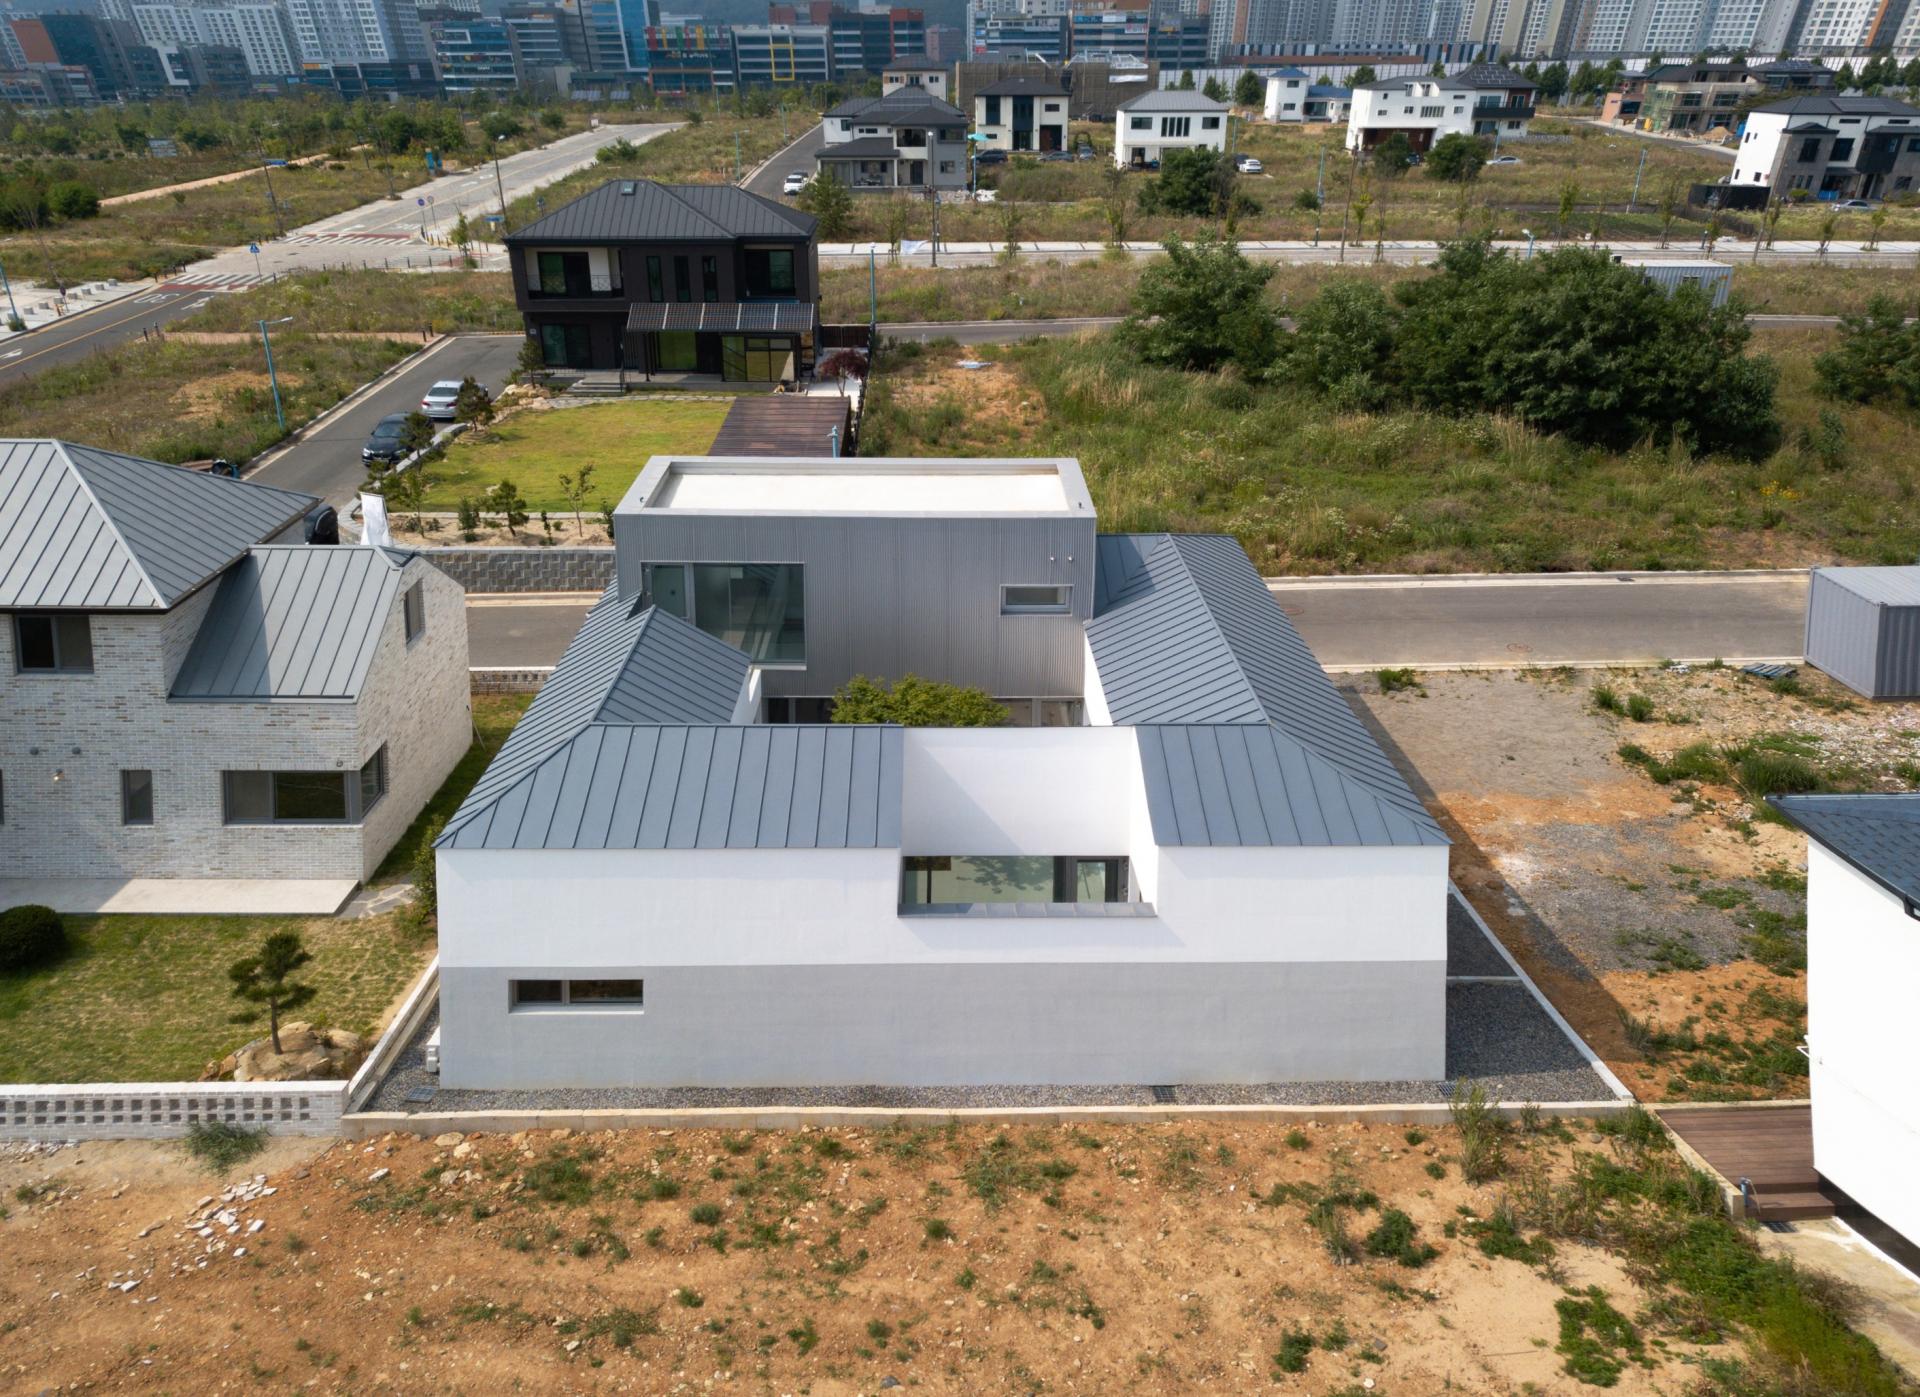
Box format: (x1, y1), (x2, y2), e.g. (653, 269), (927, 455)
(721, 334), (792, 382)
(689, 563), (805, 664)
(645, 562), (803, 664)
(901, 856), (1130, 907)
(655, 330), (698, 372)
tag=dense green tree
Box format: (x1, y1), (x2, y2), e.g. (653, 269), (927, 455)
(798, 171), (854, 239)
(1233, 70), (1263, 106)
(1430, 59), (1448, 77)
(1202, 75), (1228, 101)
(1425, 132), (1487, 183)
(1141, 145), (1235, 216)
(1177, 68), (1196, 90)
(830, 673), (1007, 726)
(1537, 61), (1569, 100)
(1371, 132), (1416, 176)
(1121, 234), (1278, 373)
(1814, 295), (1920, 407)
(1351, 64), (1377, 85)
(454, 376), (494, 430)
(1388, 240), (1778, 457)
(1276, 278), (1396, 407)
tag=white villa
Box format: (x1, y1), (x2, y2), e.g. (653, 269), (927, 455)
(1114, 87), (1229, 169)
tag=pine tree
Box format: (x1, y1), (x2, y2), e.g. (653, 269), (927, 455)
(229, 932), (316, 1056)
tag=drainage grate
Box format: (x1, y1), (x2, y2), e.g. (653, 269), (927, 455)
(403, 1086), (438, 1104)
(1149, 1084), (1177, 1105)
(1763, 1220), (1796, 1234)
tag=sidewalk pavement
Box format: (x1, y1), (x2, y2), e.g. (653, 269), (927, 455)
(0, 276), (157, 339)
(0, 876), (360, 915)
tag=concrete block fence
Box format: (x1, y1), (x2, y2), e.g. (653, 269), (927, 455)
(421, 547), (613, 594)
(0, 1082), (346, 1140)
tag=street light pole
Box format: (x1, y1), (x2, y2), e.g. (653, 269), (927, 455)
(0, 257), (19, 326)
(1629, 147), (1646, 213)
(259, 154), (284, 237)
(259, 317), (292, 432)
(493, 137), (511, 233)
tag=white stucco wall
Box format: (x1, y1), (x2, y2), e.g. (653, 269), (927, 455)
(1732, 111), (1789, 185)
(1807, 843), (1920, 1251)
(436, 723), (1448, 1088)
(1113, 106), (1228, 168)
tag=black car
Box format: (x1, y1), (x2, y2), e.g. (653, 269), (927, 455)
(973, 149), (1008, 166)
(362, 412), (412, 464)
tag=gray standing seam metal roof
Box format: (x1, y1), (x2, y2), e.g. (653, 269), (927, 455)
(818, 136), (906, 160)
(440, 722), (903, 852)
(0, 439), (315, 611)
(503, 180), (816, 246)
(974, 76), (1067, 98)
(1812, 565), (1920, 608)
(1757, 94), (1920, 117)
(1118, 88), (1229, 112)
(1091, 533), (1444, 847)
(826, 90), (968, 123)
(170, 546), (413, 701)
(1771, 794), (1920, 915)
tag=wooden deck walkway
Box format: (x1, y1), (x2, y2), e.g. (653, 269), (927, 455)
(1660, 1104), (1835, 1222)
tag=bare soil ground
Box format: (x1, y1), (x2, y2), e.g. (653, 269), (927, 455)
(1349, 664), (1920, 1103)
(0, 1119), (1788, 1396)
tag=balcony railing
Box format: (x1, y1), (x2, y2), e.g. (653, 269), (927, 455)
(527, 275), (623, 300)
(1472, 101), (1536, 122)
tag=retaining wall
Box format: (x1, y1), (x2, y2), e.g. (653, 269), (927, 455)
(0, 1082), (345, 1140)
(421, 547), (612, 594)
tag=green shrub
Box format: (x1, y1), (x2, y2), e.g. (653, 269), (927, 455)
(1364, 1208), (1438, 1267)
(184, 1120), (267, 1171)
(0, 904), (67, 972)
(690, 1202), (722, 1226)
(1274, 1329), (1315, 1373)
(1624, 693), (1654, 722)
(1591, 684), (1622, 714)
(1376, 666), (1422, 694)
(1734, 750), (1823, 798)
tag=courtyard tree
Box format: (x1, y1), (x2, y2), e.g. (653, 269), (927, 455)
(515, 335), (547, 383)
(1424, 132), (1487, 183)
(492, 478), (531, 535)
(831, 673), (1007, 726)
(558, 462), (597, 538)
(799, 171), (855, 240)
(454, 376), (494, 432)
(228, 931), (317, 1056)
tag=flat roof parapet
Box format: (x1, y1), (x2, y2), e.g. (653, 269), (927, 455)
(619, 456), (1095, 519)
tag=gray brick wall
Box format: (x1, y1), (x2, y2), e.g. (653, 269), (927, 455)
(420, 547), (613, 594)
(0, 555), (472, 882)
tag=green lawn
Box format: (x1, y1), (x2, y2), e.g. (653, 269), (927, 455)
(421, 398), (729, 510)
(0, 693), (533, 1085)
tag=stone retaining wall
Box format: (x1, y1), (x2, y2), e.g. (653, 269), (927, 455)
(421, 547), (612, 594)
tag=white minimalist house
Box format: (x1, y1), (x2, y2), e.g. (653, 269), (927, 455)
(1773, 794), (1920, 1272)
(819, 87), (971, 190)
(1115, 87), (1229, 168)
(1345, 62), (1537, 154)
(971, 76), (1070, 154)
(0, 439), (471, 889)
(1730, 95), (1920, 200)
(434, 456), (1449, 1092)
(1262, 66), (1311, 121)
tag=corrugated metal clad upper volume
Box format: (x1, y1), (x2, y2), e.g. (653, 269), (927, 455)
(170, 547), (413, 701)
(0, 440), (315, 611)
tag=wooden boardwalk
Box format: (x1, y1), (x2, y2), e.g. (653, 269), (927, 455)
(1660, 1104), (1835, 1222)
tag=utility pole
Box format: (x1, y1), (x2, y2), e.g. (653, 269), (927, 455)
(259, 154), (284, 236)
(258, 317), (292, 431)
(1628, 147), (1646, 213)
(0, 256), (18, 326)
(1336, 150), (1359, 263)
(868, 246), (876, 325)
(734, 130), (741, 183)
(1316, 146), (1325, 206)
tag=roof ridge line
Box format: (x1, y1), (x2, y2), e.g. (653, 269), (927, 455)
(58, 442), (165, 610)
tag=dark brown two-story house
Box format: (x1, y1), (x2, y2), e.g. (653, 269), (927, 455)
(503, 179), (820, 384)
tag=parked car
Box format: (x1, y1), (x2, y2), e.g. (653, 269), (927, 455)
(1234, 155), (1264, 174)
(972, 188), (999, 203)
(362, 412), (412, 464)
(420, 379), (464, 420)
(782, 170), (811, 195)
(1834, 198), (1878, 210)
(1486, 154), (1522, 166)
(973, 149), (1008, 166)
(1074, 143), (1096, 161)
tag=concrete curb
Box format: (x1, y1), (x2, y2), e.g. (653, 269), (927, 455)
(340, 1097), (1638, 1138)
(0, 277), (159, 342)
(1266, 567), (1813, 587)
(1324, 655), (1806, 674)
(241, 333), (455, 478)
(740, 122), (820, 191)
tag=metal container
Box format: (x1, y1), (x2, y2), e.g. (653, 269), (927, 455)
(1614, 258), (1733, 308)
(1805, 566), (1920, 699)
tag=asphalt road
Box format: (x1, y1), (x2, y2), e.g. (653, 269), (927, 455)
(249, 333), (521, 509)
(0, 124), (673, 390)
(464, 570), (1812, 671)
(741, 123), (829, 199)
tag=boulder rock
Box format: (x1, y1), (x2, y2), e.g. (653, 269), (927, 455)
(225, 1023), (371, 1083)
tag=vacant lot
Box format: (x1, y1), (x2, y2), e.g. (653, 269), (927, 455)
(420, 395), (728, 512)
(2, 1108), (1906, 1395)
(825, 257), (1920, 324)
(1352, 664), (1920, 1103)
(861, 327), (1920, 574)
(0, 332), (414, 464)
(176, 268), (520, 336)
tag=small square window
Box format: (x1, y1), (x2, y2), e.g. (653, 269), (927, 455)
(1002, 584), (1072, 614)
(403, 581), (426, 642)
(122, 769), (153, 826)
(14, 613), (92, 673)
(511, 979), (563, 1007)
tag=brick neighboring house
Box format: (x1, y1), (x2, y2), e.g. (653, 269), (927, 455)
(503, 179), (820, 383)
(0, 440), (470, 883)
(1733, 94), (1920, 201)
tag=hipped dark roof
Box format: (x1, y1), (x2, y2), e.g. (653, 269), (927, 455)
(504, 179), (815, 245)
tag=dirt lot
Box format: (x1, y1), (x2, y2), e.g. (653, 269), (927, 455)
(4, 1113), (1894, 1396)
(1350, 664), (1920, 1103)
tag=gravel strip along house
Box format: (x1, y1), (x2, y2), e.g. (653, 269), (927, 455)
(433, 456), (1450, 1092)
(0, 440), (471, 885)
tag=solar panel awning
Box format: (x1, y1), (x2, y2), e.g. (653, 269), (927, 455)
(625, 301), (819, 334)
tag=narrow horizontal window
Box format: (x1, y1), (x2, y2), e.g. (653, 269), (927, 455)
(1001, 584), (1071, 615)
(509, 978), (645, 1009)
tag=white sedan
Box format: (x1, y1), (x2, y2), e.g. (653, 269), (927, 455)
(782, 170), (811, 196)
(1234, 155), (1264, 174)
(420, 380), (464, 420)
